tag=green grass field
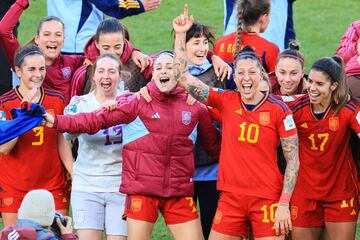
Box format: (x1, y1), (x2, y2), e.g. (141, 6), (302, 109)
(4, 0), (360, 239)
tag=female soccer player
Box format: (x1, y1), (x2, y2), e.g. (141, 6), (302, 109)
(0, 44), (72, 226)
(172, 5), (299, 239)
(64, 53), (130, 240)
(213, 0), (279, 72)
(270, 40), (306, 96)
(44, 51), (221, 240)
(137, 21), (234, 239)
(287, 57), (360, 240)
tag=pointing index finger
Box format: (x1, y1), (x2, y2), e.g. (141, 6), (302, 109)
(184, 4), (188, 19)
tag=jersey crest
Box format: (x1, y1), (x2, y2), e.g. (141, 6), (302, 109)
(328, 117), (339, 131)
(182, 111), (192, 125)
(61, 66), (71, 80)
(130, 198), (142, 212)
(259, 112), (270, 126)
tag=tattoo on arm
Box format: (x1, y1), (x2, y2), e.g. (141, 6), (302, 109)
(173, 33), (210, 104)
(280, 134), (300, 195)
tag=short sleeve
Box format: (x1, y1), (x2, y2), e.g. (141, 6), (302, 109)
(277, 108), (297, 138)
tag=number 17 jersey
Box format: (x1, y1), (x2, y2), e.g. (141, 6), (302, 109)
(286, 94), (360, 201)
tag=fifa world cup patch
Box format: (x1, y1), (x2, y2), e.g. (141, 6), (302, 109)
(328, 117), (339, 131)
(356, 111), (360, 125)
(130, 198), (142, 212)
(283, 115), (296, 131)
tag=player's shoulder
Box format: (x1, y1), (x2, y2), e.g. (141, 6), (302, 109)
(43, 87), (65, 103)
(0, 88), (17, 105)
(266, 94), (291, 113)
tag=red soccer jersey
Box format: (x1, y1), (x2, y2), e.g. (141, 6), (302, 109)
(286, 95), (360, 201)
(0, 86), (66, 193)
(208, 89), (297, 199)
(213, 32), (279, 72)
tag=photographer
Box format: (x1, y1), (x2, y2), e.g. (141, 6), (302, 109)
(0, 190), (77, 240)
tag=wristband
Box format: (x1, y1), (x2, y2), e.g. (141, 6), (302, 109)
(279, 193), (291, 205)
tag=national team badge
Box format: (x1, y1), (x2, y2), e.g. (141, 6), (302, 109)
(3, 197), (13, 206)
(0, 110), (6, 120)
(61, 66), (71, 80)
(213, 210), (223, 224)
(259, 112), (270, 126)
(182, 111), (192, 125)
(291, 206), (298, 220)
(131, 198), (142, 212)
(328, 117), (339, 131)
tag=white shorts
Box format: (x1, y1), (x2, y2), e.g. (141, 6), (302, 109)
(71, 190), (127, 236)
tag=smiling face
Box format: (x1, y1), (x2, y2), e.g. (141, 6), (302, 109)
(93, 57), (121, 97)
(185, 35), (209, 66)
(234, 58), (263, 103)
(307, 69), (338, 109)
(35, 20), (64, 64)
(276, 58), (304, 95)
(16, 54), (46, 91)
(96, 32), (124, 59)
(153, 54), (177, 93)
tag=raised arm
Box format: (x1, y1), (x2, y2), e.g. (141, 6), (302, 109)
(173, 5), (210, 105)
(0, 0), (27, 69)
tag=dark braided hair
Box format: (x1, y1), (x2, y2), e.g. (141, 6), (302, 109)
(234, 0), (270, 55)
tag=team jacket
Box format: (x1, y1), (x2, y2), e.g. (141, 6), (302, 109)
(70, 36), (152, 97)
(336, 20), (360, 77)
(54, 81), (221, 198)
(0, 0), (85, 103)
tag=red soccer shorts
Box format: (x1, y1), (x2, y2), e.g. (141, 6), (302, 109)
(124, 195), (198, 225)
(291, 195), (359, 227)
(0, 188), (69, 213)
(211, 191), (280, 238)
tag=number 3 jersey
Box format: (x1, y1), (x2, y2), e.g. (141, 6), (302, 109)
(285, 94), (360, 201)
(208, 89), (297, 200)
(64, 91), (125, 192)
(0, 86), (66, 192)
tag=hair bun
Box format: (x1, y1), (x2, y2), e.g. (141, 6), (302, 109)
(288, 40), (300, 51)
(240, 45), (256, 53)
(331, 56), (343, 66)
